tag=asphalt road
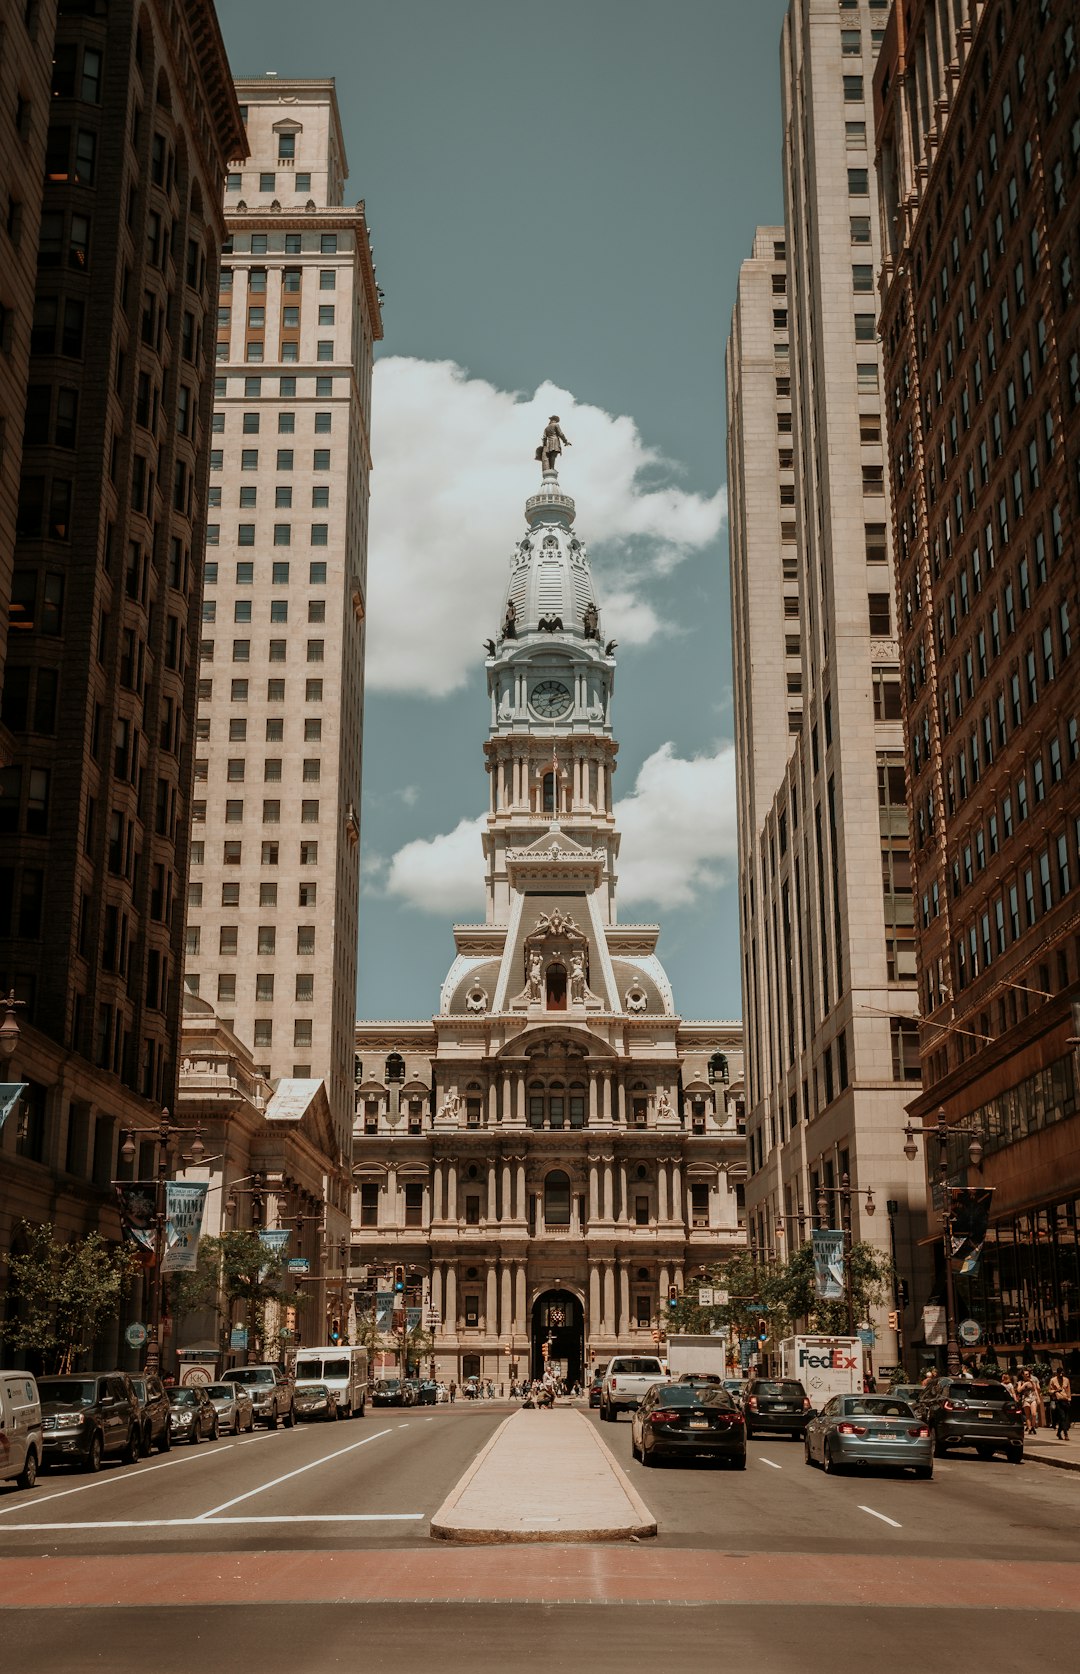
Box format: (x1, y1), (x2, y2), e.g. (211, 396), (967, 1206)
(2, 1400), (1078, 1674)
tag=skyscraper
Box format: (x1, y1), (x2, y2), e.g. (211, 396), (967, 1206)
(727, 0), (928, 1371)
(0, 0), (243, 1276)
(353, 442), (745, 1388)
(183, 78), (381, 1226)
(875, 0), (1080, 1360)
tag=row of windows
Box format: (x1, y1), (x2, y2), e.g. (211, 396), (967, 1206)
(198, 638), (325, 662)
(213, 448), (335, 473)
(188, 834), (320, 867)
(221, 268), (336, 296)
(223, 232), (340, 256)
(218, 304), (336, 327)
(219, 340), (336, 365)
(205, 560), (328, 586)
(213, 409), (334, 434)
(206, 524), (331, 547)
(194, 717), (322, 744)
(213, 374), (336, 398)
(207, 490), (331, 520)
(953, 814), (1080, 995)
(188, 881), (317, 913)
(187, 924), (317, 956)
(226, 170), (313, 194)
(196, 678), (324, 704)
(195, 758), (322, 785)
(202, 600), (326, 624)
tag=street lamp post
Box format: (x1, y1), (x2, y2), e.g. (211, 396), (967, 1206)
(903, 1108), (984, 1378)
(119, 1112), (206, 1376)
(223, 1172), (266, 1363)
(815, 1174), (876, 1338)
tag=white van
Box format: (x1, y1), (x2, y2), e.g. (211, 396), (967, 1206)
(293, 1345), (368, 1419)
(0, 1371), (43, 1491)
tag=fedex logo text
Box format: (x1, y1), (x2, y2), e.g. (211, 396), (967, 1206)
(799, 1348), (857, 1371)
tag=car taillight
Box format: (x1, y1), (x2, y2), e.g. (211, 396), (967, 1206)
(943, 1399), (962, 1410)
(837, 1422), (867, 1436)
(1008, 1403), (1024, 1418)
(716, 1410), (745, 1426)
(803, 1397), (812, 1410)
(650, 1409), (681, 1426)
(908, 1425), (930, 1438)
(610, 1379), (617, 1390)
(746, 1396), (758, 1410)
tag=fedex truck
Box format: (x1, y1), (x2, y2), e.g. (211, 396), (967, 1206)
(779, 1336), (863, 1404)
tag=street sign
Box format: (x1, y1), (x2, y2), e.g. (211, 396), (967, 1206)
(125, 1322), (147, 1348)
(958, 1318), (982, 1345)
(230, 1325), (248, 1350)
(716, 1289), (730, 1306)
(287, 1257), (310, 1274)
(698, 1286), (714, 1306)
(858, 1327), (875, 1349)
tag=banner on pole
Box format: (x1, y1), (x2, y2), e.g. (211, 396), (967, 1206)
(257, 1228), (291, 1283)
(0, 1083), (27, 1132)
(115, 1181), (159, 1261)
(812, 1228), (845, 1300)
(161, 1182), (208, 1272)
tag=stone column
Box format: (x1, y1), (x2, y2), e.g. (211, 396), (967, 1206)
(588, 1071), (599, 1128)
(386, 1165), (398, 1225)
(617, 1079), (627, 1125)
(446, 1162), (457, 1222)
(516, 1158), (527, 1221)
(514, 1262), (527, 1332)
(602, 1073), (612, 1125)
(515, 1072), (526, 1125)
(618, 1159), (629, 1224)
(485, 1261), (498, 1332)
(658, 1263), (670, 1301)
(431, 1265), (444, 1323)
(588, 1155), (600, 1221)
(501, 1157), (512, 1222)
(618, 1264), (630, 1337)
(602, 1156), (614, 1221)
(501, 1071), (512, 1125)
(589, 1262), (602, 1339)
(500, 1262), (512, 1339)
(671, 1159), (683, 1227)
(445, 1265), (457, 1333)
(487, 1159), (497, 1222)
(603, 1262), (616, 1335)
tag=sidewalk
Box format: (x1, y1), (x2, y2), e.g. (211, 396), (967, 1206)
(1024, 1429), (1080, 1473)
(430, 1407), (657, 1543)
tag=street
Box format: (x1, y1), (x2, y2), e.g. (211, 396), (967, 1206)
(1, 1402), (1078, 1672)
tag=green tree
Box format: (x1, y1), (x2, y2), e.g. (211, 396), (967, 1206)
(166, 1231), (301, 1358)
(0, 1222), (139, 1373)
(666, 1241), (893, 1350)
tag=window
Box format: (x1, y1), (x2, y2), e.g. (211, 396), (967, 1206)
(690, 1184), (709, 1228)
(843, 75), (864, 102)
(851, 216), (871, 243)
(544, 1170), (571, 1227)
(891, 1017), (920, 1081)
(360, 1184), (379, 1227)
(848, 168), (869, 195)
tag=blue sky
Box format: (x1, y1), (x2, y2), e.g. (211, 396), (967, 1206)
(216, 0), (790, 1023)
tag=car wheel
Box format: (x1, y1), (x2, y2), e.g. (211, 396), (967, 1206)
(143, 1426), (153, 1458)
(233, 1412), (241, 1435)
(269, 1406), (280, 1429)
(822, 1443), (838, 1475)
(160, 1424), (171, 1454)
(210, 1416), (219, 1441)
(284, 1403), (296, 1429)
(1006, 1445), (1024, 1464)
(933, 1430), (949, 1457)
(733, 1452), (747, 1471)
(123, 1428), (140, 1466)
(744, 1421), (754, 1440)
(914, 1465), (933, 1480)
(247, 1410), (255, 1432)
(641, 1440), (656, 1466)
(16, 1449), (39, 1491)
(804, 1436), (814, 1467)
(85, 1433), (103, 1473)
(630, 1429), (640, 1461)
(975, 1443), (994, 1459)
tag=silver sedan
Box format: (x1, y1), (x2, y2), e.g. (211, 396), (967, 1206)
(804, 1394), (933, 1479)
(203, 1382), (255, 1435)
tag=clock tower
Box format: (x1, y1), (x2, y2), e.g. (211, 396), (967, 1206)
(483, 463), (619, 923)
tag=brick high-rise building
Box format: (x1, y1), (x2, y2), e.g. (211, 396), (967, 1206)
(876, 0), (1080, 1363)
(728, 0), (930, 1374)
(0, 1), (244, 1297)
(181, 78), (382, 1254)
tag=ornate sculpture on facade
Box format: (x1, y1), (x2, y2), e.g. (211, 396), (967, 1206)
(437, 1088), (459, 1122)
(655, 1090), (674, 1123)
(535, 415), (571, 474)
(582, 601), (599, 640)
(525, 950), (544, 1001)
(502, 600), (517, 641)
(538, 614), (564, 633)
(465, 985), (489, 1013)
(569, 949), (588, 1003)
(625, 987), (648, 1013)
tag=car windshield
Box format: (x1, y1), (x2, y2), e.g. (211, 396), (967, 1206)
(377, 1379), (400, 1390)
(129, 1379), (147, 1400)
(167, 1390), (197, 1406)
(679, 1373), (721, 1384)
(610, 1359), (663, 1375)
(754, 1381), (805, 1397)
(204, 1385), (234, 1399)
(651, 1386), (699, 1405)
(38, 1379), (95, 1405)
(953, 1382), (1010, 1401)
(842, 1398), (914, 1418)
(223, 1369), (270, 1385)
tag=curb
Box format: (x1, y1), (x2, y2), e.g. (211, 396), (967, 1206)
(429, 1410), (658, 1544)
(1024, 1449), (1080, 1474)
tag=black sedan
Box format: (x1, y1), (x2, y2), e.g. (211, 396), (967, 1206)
(166, 1385), (219, 1444)
(371, 1378), (405, 1408)
(630, 1382), (747, 1468)
(294, 1382), (338, 1421)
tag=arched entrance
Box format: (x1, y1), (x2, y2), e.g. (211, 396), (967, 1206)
(531, 1288), (584, 1384)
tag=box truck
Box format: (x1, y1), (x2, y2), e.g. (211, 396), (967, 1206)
(666, 1333), (730, 1380)
(779, 1335), (863, 1404)
(292, 1344), (368, 1418)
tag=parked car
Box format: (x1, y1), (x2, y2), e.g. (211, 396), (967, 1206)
(294, 1382), (338, 1421)
(416, 1381), (438, 1406)
(724, 1379), (749, 1407)
(219, 1364), (295, 1429)
(0, 1370), (43, 1491)
(743, 1376), (814, 1440)
(804, 1393), (933, 1478)
(204, 1382), (255, 1435)
(917, 1375), (1025, 1462)
(630, 1381), (747, 1469)
(166, 1385), (219, 1444)
(600, 1356), (667, 1421)
(888, 1383), (926, 1406)
(38, 1373), (141, 1472)
(129, 1374), (171, 1456)
(402, 1380), (421, 1407)
(371, 1378), (405, 1408)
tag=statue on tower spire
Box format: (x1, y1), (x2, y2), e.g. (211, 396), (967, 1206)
(535, 415), (571, 475)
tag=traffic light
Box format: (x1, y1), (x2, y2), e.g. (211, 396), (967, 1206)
(757, 1317), (768, 1342)
(330, 1317), (341, 1344)
(668, 1285), (679, 1307)
(393, 1265), (405, 1293)
(887, 1310), (899, 1330)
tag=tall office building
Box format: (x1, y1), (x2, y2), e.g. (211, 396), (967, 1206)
(0, 0), (243, 1280)
(352, 450), (745, 1388)
(876, 1), (1080, 1361)
(183, 78), (382, 1246)
(727, 0), (929, 1372)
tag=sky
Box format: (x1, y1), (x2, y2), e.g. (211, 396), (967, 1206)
(216, 0), (791, 1024)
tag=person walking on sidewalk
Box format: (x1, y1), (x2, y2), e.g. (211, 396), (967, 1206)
(1020, 1370), (1041, 1435)
(1049, 1368), (1072, 1439)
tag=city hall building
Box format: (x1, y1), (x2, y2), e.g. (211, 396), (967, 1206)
(353, 449), (744, 1386)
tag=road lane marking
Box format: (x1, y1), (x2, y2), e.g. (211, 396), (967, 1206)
(758, 1458), (783, 1470)
(236, 1433), (276, 1445)
(194, 1427), (393, 1519)
(398, 1423), (410, 1429)
(0, 1445), (238, 1517)
(859, 1505), (902, 1528)
(0, 1512), (424, 1531)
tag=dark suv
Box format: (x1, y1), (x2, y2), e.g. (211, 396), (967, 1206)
(129, 1373), (171, 1455)
(743, 1376), (813, 1440)
(917, 1376), (1024, 1462)
(37, 1373), (141, 1472)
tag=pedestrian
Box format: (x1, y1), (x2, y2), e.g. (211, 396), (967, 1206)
(449, 1379), (457, 1404)
(863, 1371), (877, 1395)
(1020, 1370), (1040, 1435)
(1048, 1368), (1073, 1439)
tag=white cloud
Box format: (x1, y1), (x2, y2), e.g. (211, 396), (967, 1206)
(379, 743), (737, 917)
(366, 359), (725, 696)
(384, 814), (486, 916)
(615, 743), (738, 911)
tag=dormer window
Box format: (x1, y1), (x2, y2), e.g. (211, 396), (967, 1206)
(546, 962), (567, 1010)
(542, 771), (556, 813)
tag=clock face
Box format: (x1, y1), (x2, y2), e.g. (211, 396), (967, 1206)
(531, 680), (572, 718)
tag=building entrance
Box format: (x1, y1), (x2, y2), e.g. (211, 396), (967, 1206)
(531, 1288), (584, 1383)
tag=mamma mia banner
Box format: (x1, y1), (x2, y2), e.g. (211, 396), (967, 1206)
(161, 1182), (209, 1273)
(812, 1229), (845, 1301)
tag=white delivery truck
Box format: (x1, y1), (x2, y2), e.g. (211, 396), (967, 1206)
(779, 1335), (864, 1404)
(292, 1344), (368, 1418)
(666, 1334), (729, 1380)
